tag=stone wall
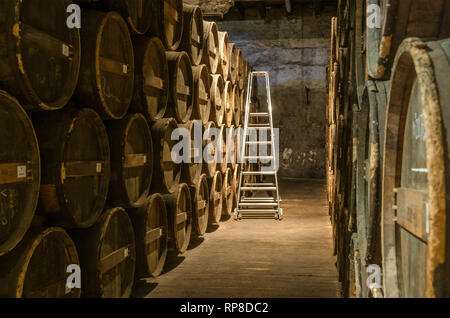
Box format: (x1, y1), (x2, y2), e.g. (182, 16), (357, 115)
(218, 5), (334, 179)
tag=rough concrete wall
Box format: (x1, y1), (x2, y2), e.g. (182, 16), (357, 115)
(184, 0), (234, 16)
(218, 5), (333, 179)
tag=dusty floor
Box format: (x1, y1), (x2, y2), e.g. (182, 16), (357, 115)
(134, 178), (340, 298)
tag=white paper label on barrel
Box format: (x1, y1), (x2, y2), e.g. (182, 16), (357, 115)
(96, 163), (102, 173)
(124, 247), (129, 258)
(17, 165), (26, 179)
(62, 44), (70, 57)
(123, 64), (128, 74)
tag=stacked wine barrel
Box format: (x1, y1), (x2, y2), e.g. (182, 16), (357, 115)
(327, 0), (450, 298)
(0, 0), (252, 298)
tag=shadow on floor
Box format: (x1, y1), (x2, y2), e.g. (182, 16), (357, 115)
(206, 224), (220, 233)
(162, 254), (186, 274)
(188, 236), (205, 250)
(131, 280), (158, 298)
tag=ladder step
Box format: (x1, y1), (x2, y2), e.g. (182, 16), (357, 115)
(241, 187), (277, 191)
(247, 127), (271, 130)
(249, 113), (269, 117)
(244, 183), (276, 187)
(248, 123), (270, 127)
(242, 171), (276, 175)
(239, 202), (278, 206)
(244, 156), (273, 160)
(237, 209), (278, 213)
(246, 141), (272, 145)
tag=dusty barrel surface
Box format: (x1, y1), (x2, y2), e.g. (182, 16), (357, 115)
(162, 183), (192, 254)
(71, 207), (136, 298)
(129, 193), (168, 278)
(0, 0), (81, 111)
(166, 51), (194, 123)
(208, 170), (223, 225)
(203, 121), (217, 178)
(179, 120), (203, 186)
(224, 81), (234, 128)
(33, 108), (110, 229)
(381, 38), (450, 298)
(180, 4), (203, 65)
(190, 174), (210, 236)
(100, 0), (155, 35)
(218, 32), (230, 80)
(233, 84), (241, 126)
(222, 167), (233, 217)
(192, 64), (211, 124)
(160, 0), (184, 51)
(370, 0), (450, 80)
(0, 227), (80, 298)
(151, 118), (181, 194)
(107, 114), (153, 208)
(202, 21), (220, 74)
(209, 74), (225, 126)
(131, 36), (169, 121)
(0, 91), (40, 256)
(76, 10), (134, 120)
(228, 43), (238, 85)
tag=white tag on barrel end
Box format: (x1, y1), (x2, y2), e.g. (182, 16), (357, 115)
(17, 165), (26, 179)
(124, 247), (129, 258)
(62, 44), (70, 57)
(96, 163), (102, 173)
(122, 64), (128, 74)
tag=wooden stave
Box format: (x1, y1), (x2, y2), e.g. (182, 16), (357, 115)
(180, 4), (204, 66)
(0, 0), (81, 111)
(192, 64), (211, 125)
(165, 51), (194, 124)
(106, 113), (153, 209)
(76, 10), (135, 120)
(223, 80), (234, 128)
(150, 118), (181, 194)
(217, 124), (228, 174)
(236, 49), (244, 89)
(0, 227), (80, 298)
(381, 38), (450, 298)
(202, 121), (217, 178)
(208, 170), (223, 225)
(160, 0), (184, 51)
(103, 0), (154, 35)
(70, 207), (136, 298)
(179, 120), (203, 186)
(129, 193), (168, 278)
(33, 107), (110, 229)
(209, 74), (225, 126)
(218, 31), (230, 81)
(228, 43), (238, 85)
(232, 84), (241, 127)
(222, 167), (233, 217)
(162, 183), (193, 254)
(0, 91), (41, 256)
(202, 21), (220, 75)
(190, 174), (210, 237)
(131, 36), (169, 122)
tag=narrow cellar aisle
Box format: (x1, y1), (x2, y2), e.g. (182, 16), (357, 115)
(134, 179), (339, 298)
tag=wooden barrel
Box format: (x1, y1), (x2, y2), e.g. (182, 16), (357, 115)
(235, 124), (244, 165)
(370, 0), (450, 80)
(202, 21), (220, 74)
(209, 74), (225, 126)
(151, 118), (181, 194)
(222, 168), (233, 217)
(0, 0), (81, 111)
(228, 43), (238, 85)
(179, 120), (203, 186)
(232, 164), (240, 205)
(129, 193), (168, 278)
(33, 108), (110, 228)
(353, 0), (366, 105)
(192, 64), (211, 124)
(233, 84), (241, 126)
(236, 49), (245, 89)
(240, 89), (247, 124)
(0, 227), (80, 298)
(203, 121), (217, 178)
(162, 183), (192, 254)
(107, 114), (153, 208)
(166, 51), (194, 124)
(381, 38), (450, 298)
(217, 124), (227, 174)
(190, 174), (210, 236)
(243, 60), (249, 89)
(160, 0), (184, 51)
(0, 92), (40, 256)
(71, 207), (136, 298)
(103, 0), (155, 35)
(76, 10), (134, 120)
(180, 5), (204, 65)
(218, 32), (230, 81)
(224, 80), (234, 128)
(131, 36), (169, 121)
(208, 171), (223, 225)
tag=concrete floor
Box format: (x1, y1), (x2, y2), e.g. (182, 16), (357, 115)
(134, 178), (340, 298)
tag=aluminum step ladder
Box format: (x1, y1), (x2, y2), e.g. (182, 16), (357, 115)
(234, 71), (282, 220)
